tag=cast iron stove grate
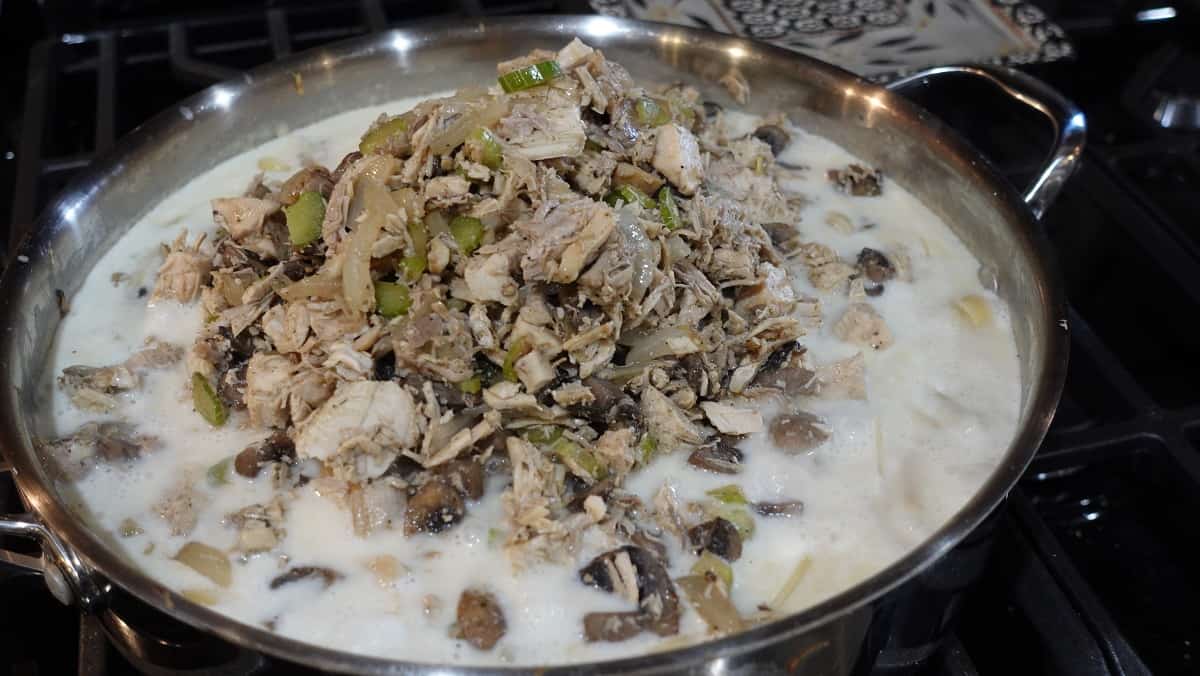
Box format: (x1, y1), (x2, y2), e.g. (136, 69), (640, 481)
(2, 1), (1199, 675)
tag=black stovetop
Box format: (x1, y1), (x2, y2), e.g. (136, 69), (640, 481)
(2, 1), (1199, 674)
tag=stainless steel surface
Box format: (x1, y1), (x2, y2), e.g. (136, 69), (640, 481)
(0, 511), (107, 608)
(886, 65), (1087, 220)
(1151, 91), (1200, 130)
(0, 15), (1073, 674)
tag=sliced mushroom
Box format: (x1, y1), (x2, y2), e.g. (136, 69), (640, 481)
(857, 247), (896, 284)
(753, 365), (819, 397)
(582, 611), (644, 642)
(269, 565), (342, 590)
(404, 477), (466, 535)
(687, 437), (744, 474)
(435, 458), (485, 500)
(567, 478), (615, 513)
(769, 412), (831, 452)
(330, 151), (363, 183)
(827, 164), (883, 197)
(687, 517), (743, 561)
(754, 500), (805, 517)
(456, 589), (507, 651)
(752, 125), (790, 156)
(760, 340), (803, 375)
(234, 432), (296, 478)
(278, 166), (334, 205)
(579, 546), (680, 642)
(570, 377), (638, 428)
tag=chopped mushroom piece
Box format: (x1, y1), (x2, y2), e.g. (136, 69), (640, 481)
(436, 458), (485, 500)
(404, 477), (466, 535)
(40, 422), (158, 480)
(456, 589), (507, 650)
(753, 500), (804, 517)
(579, 546), (681, 641)
(752, 125), (790, 156)
(857, 248), (896, 284)
(769, 412), (831, 453)
(58, 364), (138, 412)
(688, 517), (743, 561)
(234, 433), (296, 478)
(269, 566), (343, 589)
(827, 164), (883, 196)
(687, 437), (744, 475)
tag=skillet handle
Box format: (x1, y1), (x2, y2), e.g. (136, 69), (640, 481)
(885, 65), (1086, 220)
(0, 511), (108, 610)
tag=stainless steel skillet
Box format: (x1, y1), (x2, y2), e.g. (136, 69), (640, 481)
(0, 14), (1081, 675)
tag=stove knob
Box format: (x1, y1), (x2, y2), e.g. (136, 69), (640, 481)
(1151, 91), (1200, 130)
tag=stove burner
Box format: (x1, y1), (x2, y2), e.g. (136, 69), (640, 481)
(1122, 42), (1200, 131)
(1150, 91), (1200, 129)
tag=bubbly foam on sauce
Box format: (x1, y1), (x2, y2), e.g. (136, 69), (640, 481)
(42, 97), (1021, 665)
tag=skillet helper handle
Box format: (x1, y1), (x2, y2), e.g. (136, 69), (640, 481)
(885, 65), (1086, 220)
(0, 510), (107, 610)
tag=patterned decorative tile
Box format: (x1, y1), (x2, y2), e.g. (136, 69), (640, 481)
(589, 0), (1073, 79)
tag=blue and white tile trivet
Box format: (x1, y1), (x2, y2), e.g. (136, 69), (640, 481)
(588, 0), (1073, 80)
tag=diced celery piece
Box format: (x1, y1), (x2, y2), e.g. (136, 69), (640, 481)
(634, 97), (671, 127)
(284, 191), (325, 246)
(449, 216), (483, 256)
(658, 185), (682, 231)
(374, 281), (411, 318)
(639, 435), (659, 464)
(706, 484), (748, 505)
(523, 426), (563, 446)
(497, 60), (563, 93)
(550, 439), (606, 481)
(468, 127), (503, 169)
(691, 550), (734, 588)
(502, 337), (530, 383)
(206, 457), (232, 486)
(359, 116), (409, 154)
(191, 373), (227, 427)
(604, 184), (655, 209)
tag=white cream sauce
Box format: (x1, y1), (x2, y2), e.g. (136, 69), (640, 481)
(40, 97), (1021, 665)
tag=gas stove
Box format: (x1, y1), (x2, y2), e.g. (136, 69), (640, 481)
(2, 1), (1199, 674)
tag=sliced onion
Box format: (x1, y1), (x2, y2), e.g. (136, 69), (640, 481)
(615, 205), (655, 305)
(676, 574), (743, 634)
(768, 556), (811, 610)
(278, 270), (341, 302)
(425, 407), (484, 453)
(180, 588), (220, 605)
(429, 96), (509, 156)
(342, 177), (394, 314)
(174, 541), (232, 588)
(621, 324), (702, 366)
